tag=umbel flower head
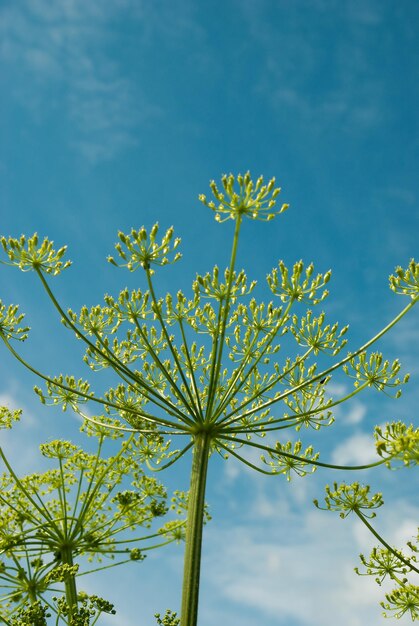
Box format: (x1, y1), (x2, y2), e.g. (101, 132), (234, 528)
(0, 173), (417, 626)
(0, 301), (30, 341)
(382, 585), (419, 620)
(0, 173), (414, 477)
(0, 406), (21, 429)
(0, 414), (187, 623)
(199, 172), (289, 222)
(108, 224), (181, 273)
(0, 233), (71, 275)
(389, 259), (419, 298)
(374, 421), (419, 467)
(314, 482), (384, 519)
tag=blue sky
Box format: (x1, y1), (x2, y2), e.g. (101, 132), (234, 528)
(1, 1), (418, 625)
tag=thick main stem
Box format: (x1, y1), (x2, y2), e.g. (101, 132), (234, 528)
(61, 546), (78, 622)
(180, 434), (211, 626)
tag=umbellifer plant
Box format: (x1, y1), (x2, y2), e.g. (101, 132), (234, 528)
(0, 405), (186, 624)
(0, 172), (418, 624)
(316, 420), (419, 621)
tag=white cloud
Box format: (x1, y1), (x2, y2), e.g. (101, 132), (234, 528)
(0, 388), (42, 473)
(0, 388), (36, 428)
(331, 431), (376, 465)
(383, 312), (419, 372)
(203, 497), (418, 626)
(325, 381), (368, 426)
(224, 454), (241, 481)
(0, 0), (165, 162)
(327, 381), (348, 397)
(342, 401), (367, 425)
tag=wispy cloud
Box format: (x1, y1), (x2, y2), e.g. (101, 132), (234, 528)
(0, 387), (40, 473)
(382, 314), (419, 371)
(204, 498), (418, 626)
(340, 401), (367, 425)
(0, 0), (165, 162)
(0, 388), (36, 429)
(331, 431), (376, 465)
(238, 0), (389, 135)
(324, 382), (368, 426)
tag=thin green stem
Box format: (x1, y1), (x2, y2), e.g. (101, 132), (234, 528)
(221, 296), (418, 425)
(36, 268), (192, 422)
(213, 302), (293, 422)
(178, 318), (204, 420)
(0, 333), (188, 430)
(91, 326), (189, 422)
(146, 441), (194, 472)
(58, 458), (69, 537)
(180, 434), (211, 626)
(77, 409), (188, 436)
(218, 348), (314, 427)
(354, 509), (419, 575)
(77, 559), (135, 577)
(111, 522), (185, 544)
(73, 436), (134, 536)
(220, 434), (392, 471)
(86, 511), (157, 544)
(132, 316), (196, 416)
(0, 448), (55, 526)
(211, 328), (262, 422)
(223, 380), (370, 433)
(146, 269), (199, 417)
(206, 217), (242, 418)
(72, 435), (105, 534)
(68, 468), (85, 536)
(217, 440), (282, 475)
(100, 539), (177, 555)
(204, 302), (225, 416)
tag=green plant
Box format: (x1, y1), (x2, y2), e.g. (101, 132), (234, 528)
(0, 173), (418, 624)
(315, 421), (419, 619)
(0, 406), (185, 624)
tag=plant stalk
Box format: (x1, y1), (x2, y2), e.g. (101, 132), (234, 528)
(180, 433), (211, 626)
(61, 546), (78, 622)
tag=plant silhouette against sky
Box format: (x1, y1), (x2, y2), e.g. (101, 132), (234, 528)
(0, 172), (418, 624)
(0, 406), (186, 625)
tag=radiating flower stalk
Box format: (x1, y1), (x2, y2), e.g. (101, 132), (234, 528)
(0, 406), (186, 624)
(0, 172), (418, 625)
(315, 421), (419, 620)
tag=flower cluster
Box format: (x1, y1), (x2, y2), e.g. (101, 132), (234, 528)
(194, 267), (256, 302)
(108, 224), (181, 272)
(382, 585), (419, 620)
(343, 352), (409, 397)
(0, 406), (22, 430)
(314, 482), (383, 518)
(0, 174), (417, 626)
(7, 600), (51, 626)
(0, 416), (186, 623)
(199, 172), (288, 222)
(155, 610), (180, 626)
(0, 301), (29, 341)
(34, 375), (92, 411)
(261, 440), (319, 480)
(290, 310), (349, 355)
(267, 260), (331, 305)
(1, 233), (71, 275)
(374, 421), (419, 467)
(389, 259), (419, 298)
(356, 546), (411, 585)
